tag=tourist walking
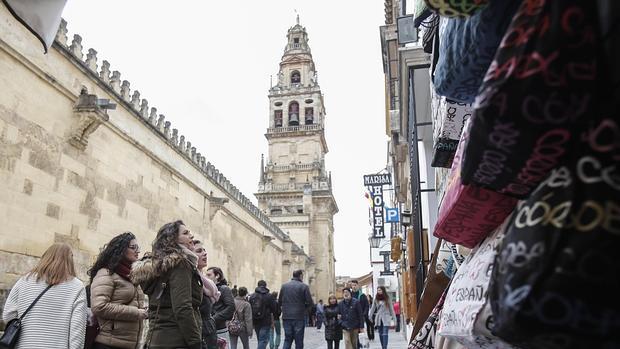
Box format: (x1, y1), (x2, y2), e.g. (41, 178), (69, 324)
(393, 299), (401, 333)
(269, 291), (282, 349)
(250, 280), (277, 349)
(315, 299), (324, 331)
(349, 280), (368, 349)
(2, 242), (87, 349)
(365, 294), (374, 341)
(278, 270), (313, 349)
(131, 220), (203, 349)
(338, 288), (364, 349)
(193, 240), (220, 349)
(206, 266), (235, 348)
(324, 295), (342, 349)
(230, 287), (253, 349)
(89, 232), (146, 349)
(368, 287), (395, 349)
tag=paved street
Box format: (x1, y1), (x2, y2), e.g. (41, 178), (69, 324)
(248, 327), (409, 349)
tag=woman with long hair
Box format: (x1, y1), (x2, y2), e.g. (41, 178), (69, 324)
(131, 220), (203, 349)
(324, 294), (342, 349)
(192, 239), (220, 349)
(2, 242), (87, 348)
(88, 232), (146, 349)
(206, 266), (235, 348)
(368, 286), (395, 349)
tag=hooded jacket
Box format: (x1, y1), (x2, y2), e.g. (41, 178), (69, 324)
(91, 268), (145, 349)
(250, 286), (276, 328)
(131, 248), (203, 349)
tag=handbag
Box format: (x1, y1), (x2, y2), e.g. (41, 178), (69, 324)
(227, 305), (243, 336)
(0, 284), (52, 349)
(489, 114), (620, 348)
(437, 215), (515, 349)
(433, 119), (518, 248)
(461, 0), (599, 198)
(217, 337), (227, 349)
(410, 287), (448, 349)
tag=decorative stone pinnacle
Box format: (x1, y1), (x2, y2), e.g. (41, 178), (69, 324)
(110, 71), (121, 93)
(100, 60), (111, 83)
(164, 121), (171, 139)
(191, 147), (197, 161)
(148, 107), (157, 124)
(179, 135), (186, 152)
(69, 34), (83, 59)
(156, 114), (165, 133)
(85, 48), (98, 71)
(121, 80), (131, 101)
(131, 91), (141, 110)
(55, 19), (68, 46)
(186, 142), (192, 157)
(139, 99), (149, 119)
(172, 129), (179, 145)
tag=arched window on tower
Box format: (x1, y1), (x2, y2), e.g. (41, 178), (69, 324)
(305, 107), (314, 125)
(291, 71), (301, 85)
(289, 102), (300, 126)
(274, 110), (283, 127)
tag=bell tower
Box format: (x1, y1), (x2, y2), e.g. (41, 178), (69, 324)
(256, 18), (338, 299)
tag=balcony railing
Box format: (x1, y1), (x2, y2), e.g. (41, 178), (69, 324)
(267, 124), (322, 134)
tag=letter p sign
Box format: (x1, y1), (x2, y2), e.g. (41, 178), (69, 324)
(385, 207), (399, 223)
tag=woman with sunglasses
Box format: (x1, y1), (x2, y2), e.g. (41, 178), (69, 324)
(88, 232), (146, 349)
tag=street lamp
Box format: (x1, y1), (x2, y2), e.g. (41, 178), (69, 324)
(401, 210), (412, 227)
(368, 235), (382, 248)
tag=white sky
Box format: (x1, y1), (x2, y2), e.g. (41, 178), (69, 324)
(62, 0), (388, 278)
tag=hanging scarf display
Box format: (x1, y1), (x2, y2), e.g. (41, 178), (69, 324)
(424, 0), (488, 17)
(431, 86), (473, 168)
(432, 0), (521, 103)
(433, 119), (518, 248)
(460, 0), (599, 198)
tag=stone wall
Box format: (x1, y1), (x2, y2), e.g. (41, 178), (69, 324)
(0, 6), (312, 320)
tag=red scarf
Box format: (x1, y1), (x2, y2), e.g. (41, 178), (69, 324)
(115, 259), (132, 281)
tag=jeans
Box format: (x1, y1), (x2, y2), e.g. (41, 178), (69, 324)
(326, 340), (340, 349)
(269, 319), (282, 349)
(256, 326), (271, 349)
(282, 319), (305, 349)
(377, 325), (389, 349)
(316, 313), (323, 329)
(230, 332), (250, 349)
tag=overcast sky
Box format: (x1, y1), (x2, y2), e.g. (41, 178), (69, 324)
(63, 0), (388, 277)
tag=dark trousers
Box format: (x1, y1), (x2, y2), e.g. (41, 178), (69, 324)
(395, 314), (401, 332)
(364, 317), (374, 340)
(256, 325), (271, 349)
(316, 313), (324, 329)
(327, 340), (340, 349)
(283, 319), (305, 349)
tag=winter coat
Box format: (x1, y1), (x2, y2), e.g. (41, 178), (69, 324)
(2, 275), (87, 349)
(131, 249), (203, 349)
(337, 298), (364, 330)
(91, 268), (145, 349)
(250, 286), (276, 328)
(324, 304), (342, 341)
(233, 296), (253, 335)
(212, 282), (235, 330)
(368, 298), (395, 327)
(278, 278), (313, 320)
(200, 292), (218, 349)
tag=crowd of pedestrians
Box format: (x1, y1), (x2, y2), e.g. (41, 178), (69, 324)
(1, 219), (400, 349)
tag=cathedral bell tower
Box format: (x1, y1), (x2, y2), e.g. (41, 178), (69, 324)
(256, 17), (338, 298)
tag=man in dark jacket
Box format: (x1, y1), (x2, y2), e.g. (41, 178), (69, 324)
(278, 270), (313, 349)
(350, 280), (369, 348)
(250, 280), (277, 349)
(338, 288), (364, 349)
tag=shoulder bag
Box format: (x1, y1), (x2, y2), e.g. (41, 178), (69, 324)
(0, 284), (53, 349)
(227, 305), (242, 336)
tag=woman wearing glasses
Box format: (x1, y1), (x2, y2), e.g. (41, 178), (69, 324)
(89, 232), (146, 349)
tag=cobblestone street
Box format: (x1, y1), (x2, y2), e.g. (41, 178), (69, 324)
(248, 327), (409, 349)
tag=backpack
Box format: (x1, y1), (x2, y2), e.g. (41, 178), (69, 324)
(250, 293), (268, 320)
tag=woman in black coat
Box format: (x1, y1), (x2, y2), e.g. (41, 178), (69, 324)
(324, 294), (343, 349)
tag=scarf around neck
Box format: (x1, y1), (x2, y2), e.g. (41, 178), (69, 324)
(200, 273), (221, 303)
(115, 259), (132, 281)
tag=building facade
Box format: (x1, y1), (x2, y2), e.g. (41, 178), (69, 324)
(256, 19), (338, 299)
(0, 6), (315, 320)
